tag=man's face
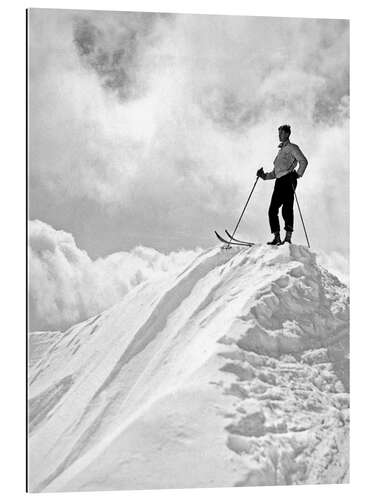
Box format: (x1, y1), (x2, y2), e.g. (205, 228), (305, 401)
(278, 129), (289, 143)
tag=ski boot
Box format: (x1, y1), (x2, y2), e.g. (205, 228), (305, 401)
(283, 231), (293, 244)
(267, 232), (282, 245)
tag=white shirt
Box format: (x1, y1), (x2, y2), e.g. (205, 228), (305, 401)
(265, 140), (308, 180)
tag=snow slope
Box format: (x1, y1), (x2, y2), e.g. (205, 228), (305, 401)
(28, 244), (349, 492)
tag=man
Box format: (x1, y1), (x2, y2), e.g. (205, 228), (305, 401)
(257, 124), (308, 245)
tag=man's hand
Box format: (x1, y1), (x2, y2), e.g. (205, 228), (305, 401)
(292, 170), (300, 180)
(257, 167), (266, 180)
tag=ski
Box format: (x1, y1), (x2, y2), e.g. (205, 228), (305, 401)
(224, 230), (255, 246)
(214, 231), (254, 247)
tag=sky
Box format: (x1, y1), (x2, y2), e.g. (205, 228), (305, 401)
(28, 9), (349, 331)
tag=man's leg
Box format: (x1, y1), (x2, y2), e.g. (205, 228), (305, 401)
(268, 185), (282, 234)
(281, 176), (297, 239)
(268, 184), (283, 244)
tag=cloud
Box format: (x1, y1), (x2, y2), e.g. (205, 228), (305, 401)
(72, 12), (172, 100)
(316, 250), (349, 286)
(29, 220), (200, 332)
(28, 10), (349, 259)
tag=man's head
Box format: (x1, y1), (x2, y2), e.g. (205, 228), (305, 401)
(278, 124), (291, 143)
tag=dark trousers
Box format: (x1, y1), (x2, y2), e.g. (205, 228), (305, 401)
(268, 172), (297, 233)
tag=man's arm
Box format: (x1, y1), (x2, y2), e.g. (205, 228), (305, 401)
(264, 169), (276, 180)
(292, 145), (308, 177)
(257, 167), (276, 180)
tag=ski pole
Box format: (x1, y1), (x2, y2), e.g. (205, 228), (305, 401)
(293, 186), (310, 248)
(226, 175), (260, 248)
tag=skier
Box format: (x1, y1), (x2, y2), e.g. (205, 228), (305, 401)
(257, 124), (308, 245)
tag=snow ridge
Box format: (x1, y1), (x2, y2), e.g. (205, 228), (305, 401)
(28, 243), (349, 491)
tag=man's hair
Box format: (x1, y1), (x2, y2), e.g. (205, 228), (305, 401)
(278, 124), (291, 136)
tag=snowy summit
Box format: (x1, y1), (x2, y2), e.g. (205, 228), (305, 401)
(28, 243), (349, 491)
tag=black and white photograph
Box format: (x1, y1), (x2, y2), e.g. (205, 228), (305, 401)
(27, 7), (349, 493)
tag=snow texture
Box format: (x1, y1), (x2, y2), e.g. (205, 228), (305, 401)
(28, 243), (349, 492)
